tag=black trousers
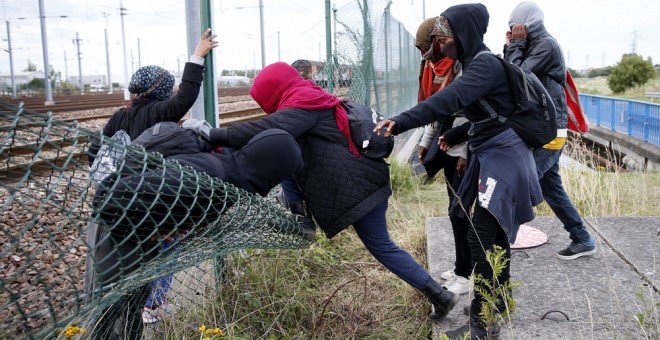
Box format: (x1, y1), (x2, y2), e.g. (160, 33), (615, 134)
(468, 204), (511, 312)
(84, 221), (157, 340)
(442, 156), (472, 279)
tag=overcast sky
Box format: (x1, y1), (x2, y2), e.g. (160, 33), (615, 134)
(1, 0), (658, 83)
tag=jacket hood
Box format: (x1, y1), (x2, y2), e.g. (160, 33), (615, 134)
(441, 3), (489, 65)
(509, 1), (546, 37)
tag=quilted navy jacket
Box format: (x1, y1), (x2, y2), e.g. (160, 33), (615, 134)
(209, 107), (391, 238)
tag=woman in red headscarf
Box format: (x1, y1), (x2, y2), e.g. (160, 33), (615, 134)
(184, 61), (458, 321)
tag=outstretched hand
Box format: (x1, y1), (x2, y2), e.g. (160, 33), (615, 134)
(373, 119), (396, 138)
(182, 118), (212, 140)
(193, 28), (219, 58)
(438, 136), (451, 152)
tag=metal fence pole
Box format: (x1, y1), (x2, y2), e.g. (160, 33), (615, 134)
(200, 0), (218, 127)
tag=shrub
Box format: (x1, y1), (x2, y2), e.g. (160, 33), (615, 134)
(607, 54), (655, 93)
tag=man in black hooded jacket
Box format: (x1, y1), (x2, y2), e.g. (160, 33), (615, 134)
(375, 4), (543, 339)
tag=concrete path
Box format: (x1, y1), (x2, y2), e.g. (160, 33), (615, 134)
(427, 216), (659, 339)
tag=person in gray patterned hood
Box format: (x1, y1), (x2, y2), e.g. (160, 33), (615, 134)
(375, 4), (543, 339)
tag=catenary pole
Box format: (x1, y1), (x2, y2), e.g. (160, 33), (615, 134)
(119, 0), (130, 100)
(184, 0), (205, 121)
(6, 21), (16, 98)
(74, 32), (83, 95)
(38, 0), (54, 104)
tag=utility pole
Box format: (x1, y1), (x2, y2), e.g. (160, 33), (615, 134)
(73, 32), (83, 95)
(120, 0), (130, 100)
(5, 21), (16, 98)
(586, 54), (589, 70)
(38, 0), (54, 104)
(184, 0), (205, 121)
(103, 12), (113, 93)
(422, 0), (426, 19)
(130, 49), (134, 74)
(259, 0), (265, 69)
(137, 37), (141, 68)
(64, 51), (68, 81)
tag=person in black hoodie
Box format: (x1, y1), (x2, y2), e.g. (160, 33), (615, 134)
(375, 4), (543, 339)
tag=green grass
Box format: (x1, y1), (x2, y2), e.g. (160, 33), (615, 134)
(574, 72), (660, 102)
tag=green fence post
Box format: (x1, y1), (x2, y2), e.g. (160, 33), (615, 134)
(199, 0), (224, 286)
(200, 0), (217, 127)
(325, 0), (334, 93)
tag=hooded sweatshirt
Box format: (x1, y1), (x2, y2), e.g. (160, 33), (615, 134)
(504, 1), (568, 138)
(391, 3), (515, 148)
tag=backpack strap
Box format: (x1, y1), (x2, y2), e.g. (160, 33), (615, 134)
(475, 98), (508, 125)
(472, 50), (508, 125)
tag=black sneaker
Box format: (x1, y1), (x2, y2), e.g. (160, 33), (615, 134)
(556, 242), (596, 260)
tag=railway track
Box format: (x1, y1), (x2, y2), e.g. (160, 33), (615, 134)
(0, 87), (251, 114)
(1, 106), (267, 181)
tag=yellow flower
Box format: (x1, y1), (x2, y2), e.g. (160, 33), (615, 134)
(202, 337), (211, 340)
(204, 327), (224, 336)
(62, 326), (87, 339)
(199, 325), (207, 332)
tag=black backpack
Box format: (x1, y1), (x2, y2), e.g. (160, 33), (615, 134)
(343, 101), (394, 159)
(131, 121), (213, 157)
(475, 51), (557, 148)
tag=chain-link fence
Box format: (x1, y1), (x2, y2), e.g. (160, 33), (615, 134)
(321, 0), (418, 115)
(1, 1), (420, 338)
(0, 102), (311, 338)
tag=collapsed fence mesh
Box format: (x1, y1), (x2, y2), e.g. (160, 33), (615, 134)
(0, 103), (311, 338)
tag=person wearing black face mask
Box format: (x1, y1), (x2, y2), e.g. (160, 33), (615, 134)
(413, 17), (472, 297)
(375, 4), (544, 339)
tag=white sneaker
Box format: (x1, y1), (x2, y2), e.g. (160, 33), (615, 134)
(142, 307), (161, 324)
(445, 275), (473, 295)
(142, 302), (173, 324)
(440, 269), (456, 281)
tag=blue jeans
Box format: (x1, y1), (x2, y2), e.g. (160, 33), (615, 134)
(533, 147), (595, 246)
(352, 198), (431, 290)
(145, 237), (178, 308)
(282, 180), (431, 290)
